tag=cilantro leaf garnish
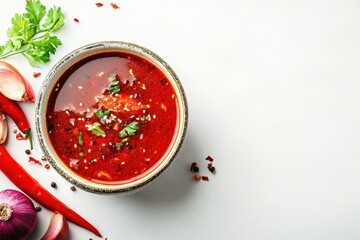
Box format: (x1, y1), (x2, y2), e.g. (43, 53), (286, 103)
(108, 85), (120, 94)
(95, 109), (111, 120)
(107, 75), (121, 94)
(86, 122), (106, 137)
(119, 122), (139, 138)
(0, 0), (64, 65)
(140, 116), (147, 124)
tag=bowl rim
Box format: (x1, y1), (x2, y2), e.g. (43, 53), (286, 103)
(35, 41), (188, 194)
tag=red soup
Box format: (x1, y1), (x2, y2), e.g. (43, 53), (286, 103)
(46, 51), (178, 184)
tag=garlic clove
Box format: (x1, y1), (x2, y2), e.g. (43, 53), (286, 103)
(0, 112), (8, 144)
(41, 212), (69, 240)
(0, 61), (35, 102)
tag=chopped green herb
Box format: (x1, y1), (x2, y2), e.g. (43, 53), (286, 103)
(108, 85), (120, 94)
(79, 152), (85, 157)
(86, 122), (106, 137)
(119, 122), (139, 138)
(0, 0), (65, 65)
(107, 75), (120, 94)
(115, 142), (123, 147)
(140, 116), (147, 124)
(77, 132), (83, 146)
(95, 109), (111, 120)
(108, 75), (119, 85)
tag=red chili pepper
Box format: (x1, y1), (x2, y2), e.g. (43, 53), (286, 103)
(0, 146), (102, 237)
(0, 92), (33, 149)
(44, 163), (50, 169)
(95, 2), (103, 7)
(74, 18), (80, 22)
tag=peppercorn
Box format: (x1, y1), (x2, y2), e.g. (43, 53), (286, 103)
(192, 166), (199, 172)
(70, 186), (76, 191)
(35, 206), (42, 212)
(25, 149), (31, 155)
(51, 182), (57, 188)
(209, 166), (216, 173)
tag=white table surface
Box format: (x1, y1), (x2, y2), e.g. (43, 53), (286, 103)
(1, 0), (360, 239)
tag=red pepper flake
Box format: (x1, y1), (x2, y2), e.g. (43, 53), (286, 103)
(205, 155), (213, 162)
(201, 176), (209, 181)
(33, 72), (41, 78)
(74, 18), (80, 22)
(207, 162), (213, 168)
(44, 164), (50, 169)
(194, 174), (201, 182)
(16, 132), (27, 140)
(110, 3), (119, 9)
(29, 157), (42, 166)
(95, 2), (104, 7)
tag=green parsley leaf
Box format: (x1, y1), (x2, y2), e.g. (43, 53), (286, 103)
(140, 117), (147, 124)
(42, 6), (64, 32)
(25, 0), (46, 26)
(96, 109), (111, 120)
(0, 0), (64, 65)
(87, 122), (106, 137)
(115, 142), (123, 147)
(119, 122), (139, 138)
(108, 85), (120, 94)
(107, 75), (121, 94)
(77, 132), (83, 146)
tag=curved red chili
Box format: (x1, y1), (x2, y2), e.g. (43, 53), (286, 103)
(0, 92), (33, 149)
(0, 145), (102, 237)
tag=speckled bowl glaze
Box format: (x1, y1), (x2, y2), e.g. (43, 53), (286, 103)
(35, 41), (188, 194)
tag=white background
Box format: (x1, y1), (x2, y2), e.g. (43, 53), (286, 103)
(1, 0), (360, 239)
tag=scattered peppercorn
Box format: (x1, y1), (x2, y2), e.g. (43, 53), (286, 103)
(51, 182), (57, 188)
(209, 166), (216, 173)
(202, 176), (209, 181)
(12, 129), (17, 134)
(74, 18), (79, 22)
(70, 186), (76, 191)
(192, 166), (199, 172)
(25, 149), (31, 155)
(35, 206), (42, 212)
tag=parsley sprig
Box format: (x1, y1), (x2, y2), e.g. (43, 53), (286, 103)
(87, 122), (106, 137)
(96, 109), (111, 120)
(0, 0), (64, 65)
(108, 75), (120, 94)
(119, 122), (139, 138)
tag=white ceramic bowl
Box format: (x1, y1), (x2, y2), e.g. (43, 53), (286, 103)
(35, 41), (188, 194)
